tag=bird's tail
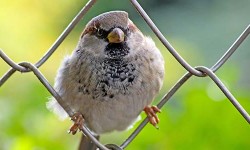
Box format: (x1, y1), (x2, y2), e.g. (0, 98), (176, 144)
(78, 134), (100, 150)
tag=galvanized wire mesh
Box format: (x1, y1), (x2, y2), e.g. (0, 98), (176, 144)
(0, 0), (249, 149)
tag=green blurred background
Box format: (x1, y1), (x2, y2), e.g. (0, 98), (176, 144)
(0, 0), (250, 149)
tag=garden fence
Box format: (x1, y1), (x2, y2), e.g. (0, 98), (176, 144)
(1, 0), (249, 149)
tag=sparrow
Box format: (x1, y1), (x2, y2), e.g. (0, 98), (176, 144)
(47, 11), (165, 135)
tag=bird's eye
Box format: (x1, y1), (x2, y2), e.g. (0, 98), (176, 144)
(126, 28), (131, 35)
(96, 28), (104, 37)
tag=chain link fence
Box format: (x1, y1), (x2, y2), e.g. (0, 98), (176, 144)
(1, 0), (250, 149)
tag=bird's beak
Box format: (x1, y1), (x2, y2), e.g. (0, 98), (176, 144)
(107, 28), (125, 43)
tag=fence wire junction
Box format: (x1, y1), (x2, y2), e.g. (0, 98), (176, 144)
(1, 0), (250, 150)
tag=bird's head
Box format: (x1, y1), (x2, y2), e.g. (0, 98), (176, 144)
(78, 11), (143, 56)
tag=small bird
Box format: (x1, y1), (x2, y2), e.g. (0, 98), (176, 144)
(47, 11), (165, 135)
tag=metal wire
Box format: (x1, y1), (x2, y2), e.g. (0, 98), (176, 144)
(35, 0), (97, 68)
(0, 0), (249, 150)
(130, 0), (205, 77)
(211, 25), (250, 72)
(0, 0), (97, 86)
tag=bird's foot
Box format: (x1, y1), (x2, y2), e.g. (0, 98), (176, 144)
(68, 112), (84, 135)
(143, 105), (161, 128)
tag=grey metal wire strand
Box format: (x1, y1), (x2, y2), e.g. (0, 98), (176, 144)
(35, 0), (97, 68)
(0, 68), (16, 86)
(120, 65), (250, 149)
(18, 62), (109, 150)
(120, 72), (193, 149)
(211, 24), (250, 72)
(130, 0), (204, 77)
(0, 50), (28, 72)
(19, 62), (73, 116)
(196, 66), (250, 123)
(0, 0), (97, 86)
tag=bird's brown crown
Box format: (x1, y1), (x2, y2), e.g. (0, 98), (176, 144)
(81, 11), (129, 37)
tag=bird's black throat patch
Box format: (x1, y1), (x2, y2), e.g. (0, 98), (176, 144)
(89, 42), (136, 100)
(104, 42), (130, 59)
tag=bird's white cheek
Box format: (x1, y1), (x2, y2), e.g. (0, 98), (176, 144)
(126, 32), (144, 55)
(80, 35), (108, 56)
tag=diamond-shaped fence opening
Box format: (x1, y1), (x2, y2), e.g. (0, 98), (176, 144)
(0, 0), (249, 150)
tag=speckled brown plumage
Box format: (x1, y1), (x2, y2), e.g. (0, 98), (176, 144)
(47, 11), (165, 134)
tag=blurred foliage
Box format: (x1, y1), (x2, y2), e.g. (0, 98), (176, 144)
(0, 0), (250, 150)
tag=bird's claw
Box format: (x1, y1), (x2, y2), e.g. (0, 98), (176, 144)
(68, 112), (84, 135)
(144, 105), (161, 128)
